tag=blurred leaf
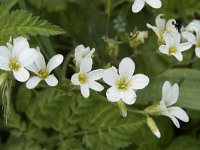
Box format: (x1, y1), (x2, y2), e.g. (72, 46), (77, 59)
(0, 0), (17, 19)
(165, 136), (200, 150)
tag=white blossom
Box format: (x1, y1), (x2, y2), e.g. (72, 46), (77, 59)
(132, 0), (162, 13)
(147, 14), (178, 42)
(74, 45), (95, 69)
(26, 52), (63, 89)
(182, 21), (200, 58)
(159, 81), (189, 128)
(103, 57), (149, 105)
(159, 32), (192, 61)
(0, 36), (37, 82)
(71, 57), (104, 98)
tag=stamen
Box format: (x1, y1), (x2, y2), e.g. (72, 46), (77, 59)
(78, 73), (88, 84)
(9, 58), (20, 71)
(38, 69), (49, 79)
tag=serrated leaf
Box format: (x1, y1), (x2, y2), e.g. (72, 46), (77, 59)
(0, 0), (18, 19)
(0, 10), (65, 44)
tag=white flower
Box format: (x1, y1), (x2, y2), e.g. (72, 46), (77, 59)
(159, 81), (189, 128)
(147, 14), (178, 42)
(74, 45), (95, 69)
(0, 36), (37, 82)
(182, 26), (200, 58)
(185, 20), (200, 32)
(103, 57), (149, 105)
(26, 52), (64, 89)
(71, 57), (104, 98)
(159, 32), (192, 61)
(132, 0), (162, 13)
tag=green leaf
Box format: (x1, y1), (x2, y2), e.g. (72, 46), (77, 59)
(2, 137), (43, 150)
(15, 86), (146, 150)
(0, 10), (65, 44)
(137, 69), (200, 111)
(165, 136), (200, 150)
(0, 0), (18, 19)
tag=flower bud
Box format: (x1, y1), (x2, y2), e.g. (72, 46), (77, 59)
(129, 31), (148, 48)
(106, 42), (119, 59)
(144, 103), (163, 115)
(147, 116), (161, 138)
(117, 100), (127, 117)
(0, 73), (8, 86)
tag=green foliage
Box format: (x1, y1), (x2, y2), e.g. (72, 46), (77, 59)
(0, 0), (200, 149)
(0, 0), (17, 19)
(0, 10), (65, 44)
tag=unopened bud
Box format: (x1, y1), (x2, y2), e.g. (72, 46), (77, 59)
(147, 117), (161, 138)
(0, 73), (8, 86)
(129, 31), (148, 48)
(117, 100), (127, 117)
(107, 43), (119, 59)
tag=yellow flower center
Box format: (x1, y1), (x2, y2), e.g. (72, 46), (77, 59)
(169, 46), (177, 54)
(116, 77), (130, 91)
(78, 73), (88, 84)
(38, 69), (49, 79)
(9, 58), (20, 71)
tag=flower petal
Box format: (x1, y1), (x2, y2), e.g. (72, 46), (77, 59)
(178, 42), (192, 52)
(182, 32), (197, 44)
(132, 0), (145, 13)
(26, 76), (41, 89)
(131, 74), (149, 90)
(88, 69), (103, 80)
(12, 37), (30, 58)
(0, 46), (11, 59)
(145, 0), (162, 9)
(35, 52), (46, 71)
(103, 67), (119, 86)
(168, 106), (189, 122)
(19, 48), (37, 67)
(119, 57), (135, 79)
(169, 115), (180, 128)
(166, 19), (178, 34)
(80, 57), (92, 73)
(13, 67), (30, 82)
(106, 86), (121, 102)
(147, 24), (162, 39)
(45, 75), (58, 86)
(0, 56), (9, 71)
(47, 54), (64, 73)
(161, 81), (172, 103)
(169, 83), (179, 105)
(71, 73), (80, 85)
(80, 84), (90, 98)
(89, 81), (104, 92)
(172, 52), (183, 61)
(195, 47), (200, 58)
(120, 89), (137, 105)
(26, 63), (39, 74)
(155, 14), (165, 31)
(159, 45), (169, 55)
(163, 33), (174, 46)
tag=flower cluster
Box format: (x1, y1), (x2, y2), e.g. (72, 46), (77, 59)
(147, 14), (193, 61)
(71, 45), (149, 116)
(0, 36), (63, 89)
